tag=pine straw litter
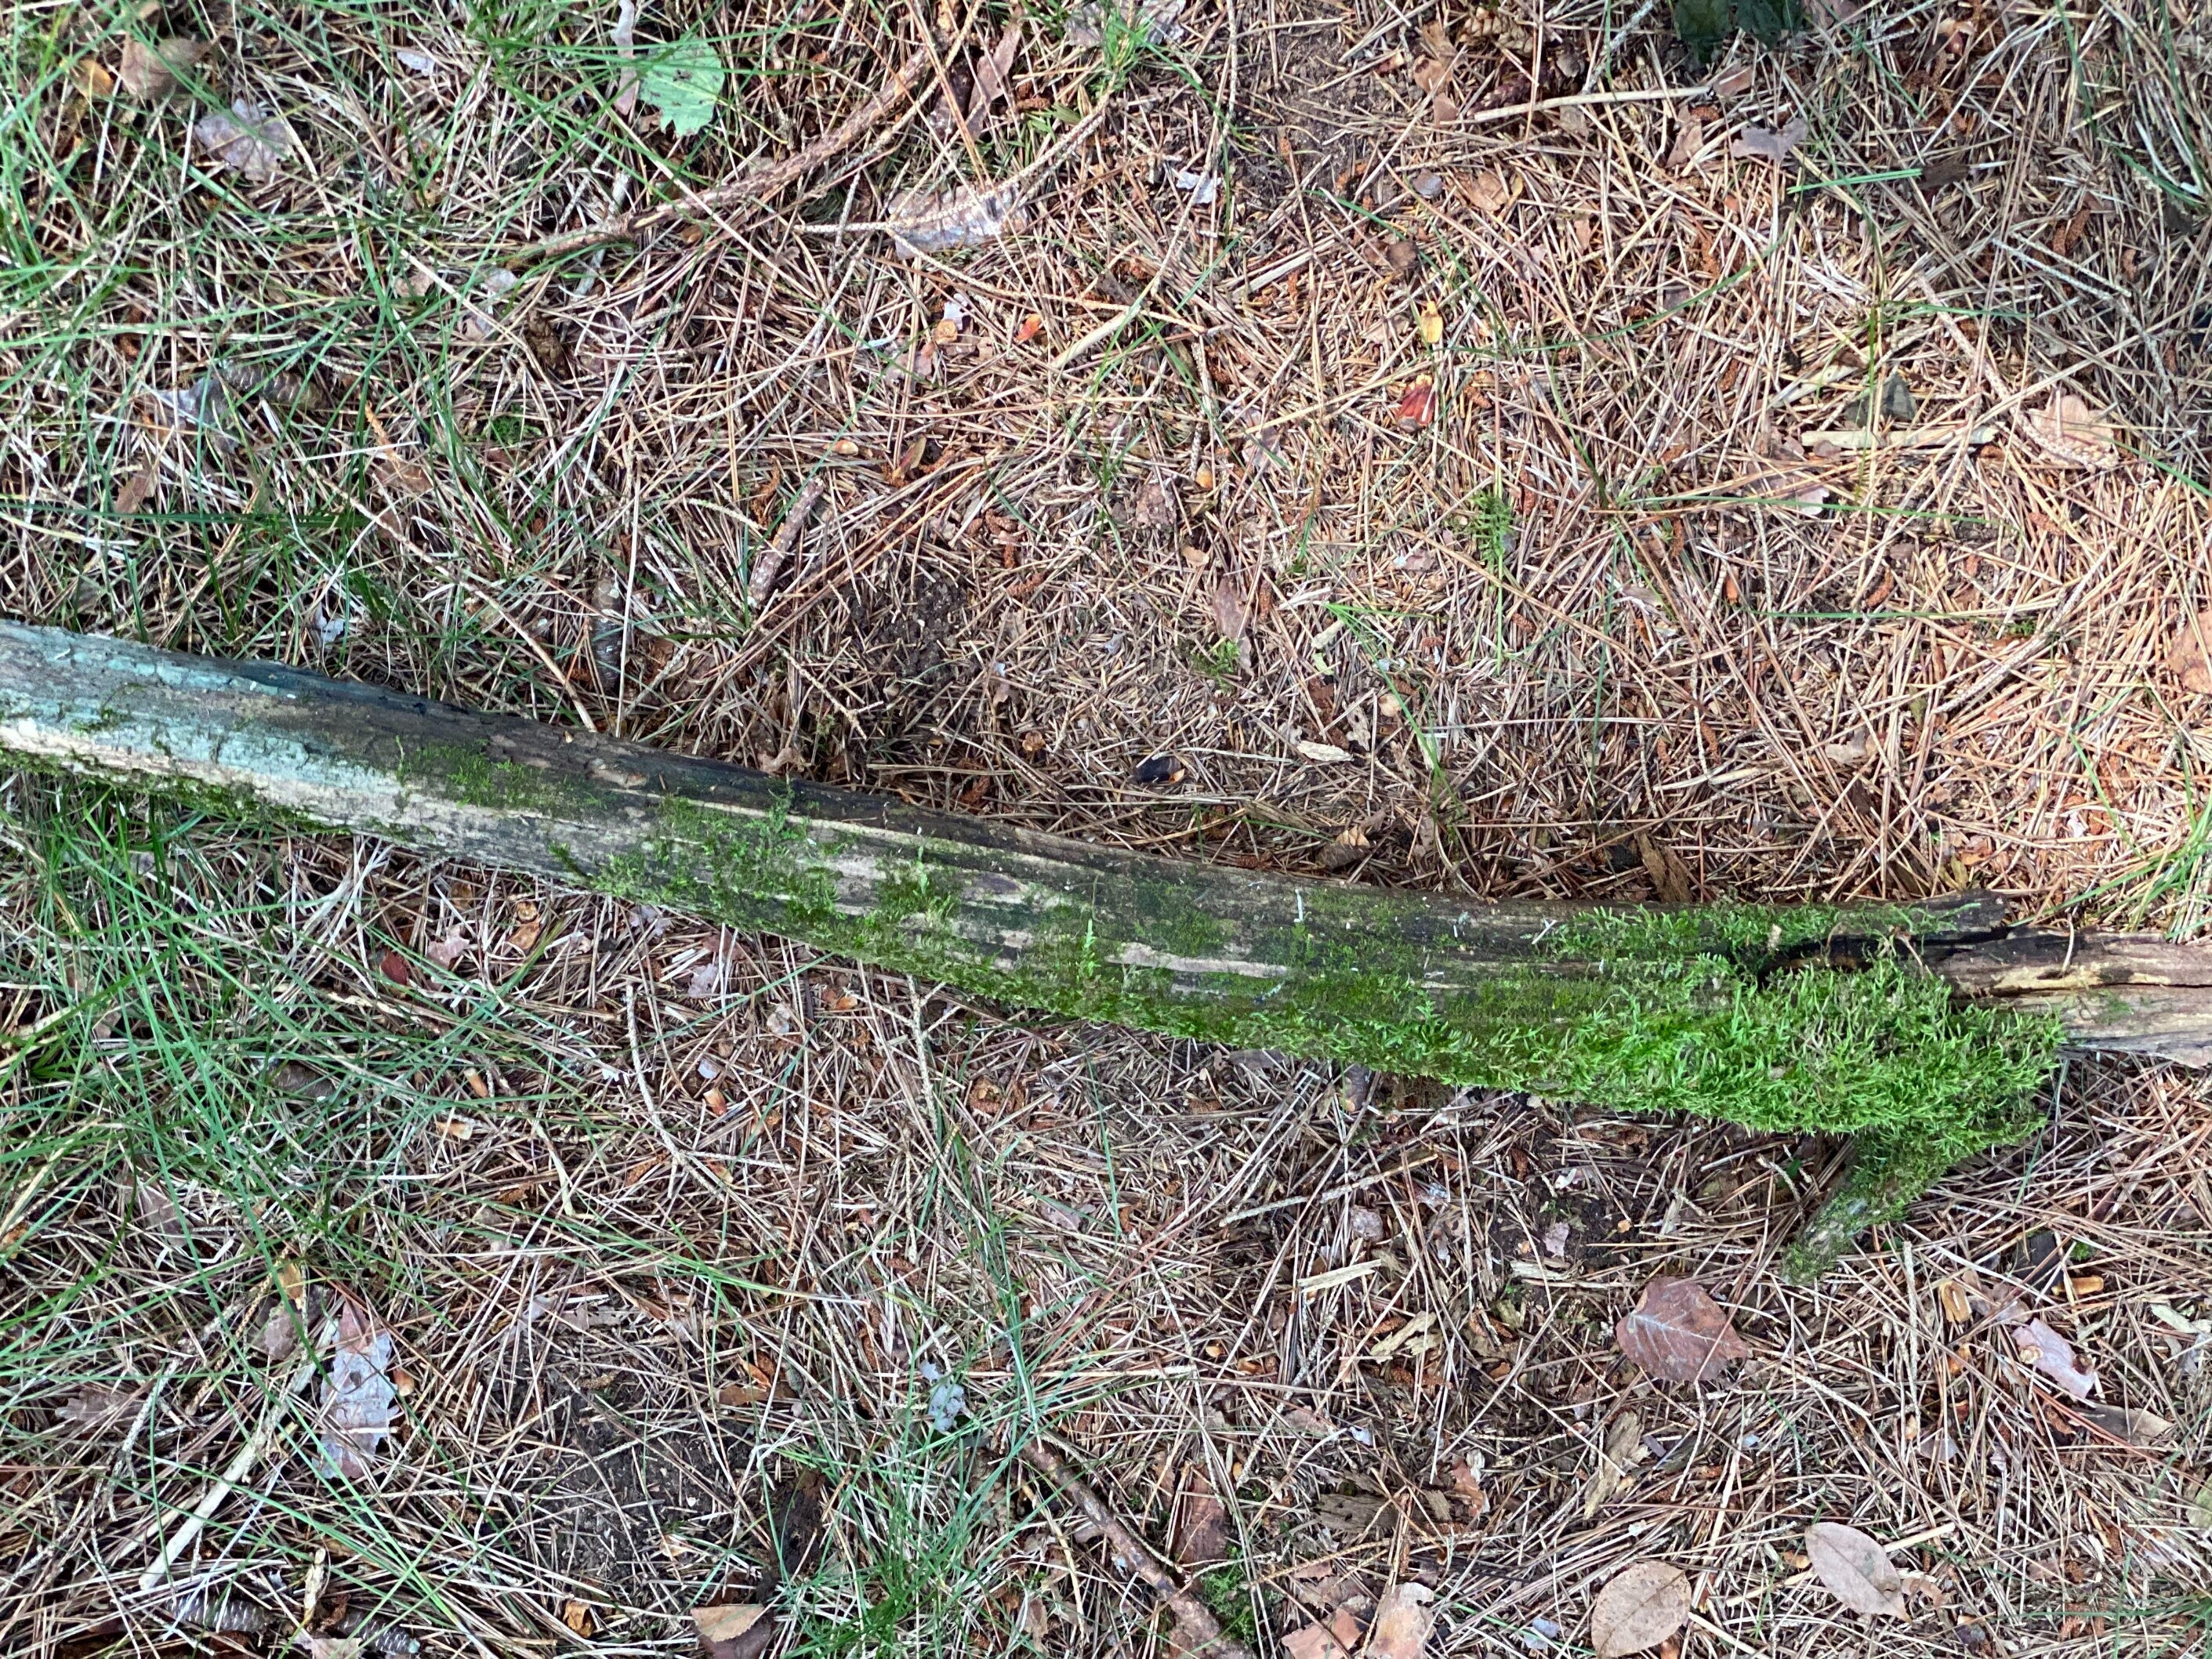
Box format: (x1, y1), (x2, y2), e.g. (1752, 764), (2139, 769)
(5, 0), (2212, 1652)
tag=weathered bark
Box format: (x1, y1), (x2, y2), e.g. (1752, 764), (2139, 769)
(2, 622), (2205, 1270)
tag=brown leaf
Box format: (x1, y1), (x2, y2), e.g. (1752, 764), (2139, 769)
(70, 56), (117, 97)
(317, 1296), (397, 1480)
(1366, 1583), (1434, 1659)
(561, 1601), (595, 1638)
(2077, 1402), (2172, 1446)
(116, 465), (157, 513)
(131, 1170), (187, 1248)
(1463, 170), (1511, 215)
(191, 101), (300, 185)
(1283, 1625), (1354, 1659)
(1634, 835), (1692, 904)
(57, 1382), (140, 1430)
(963, 24), (1022, 132)
(1731, 115), (1808, 165)
(1666, 114), (1704, 172)
(2167, 606), (2212, 694)
(693, 1604), (770, 1659)
(1582, 1409), (1643, 1519)
(1804, 1522), (1908, 1618)
(1173, 1472), (1231, 1566)
(2024, 393), (2120, 469)
(120, 36), (207, 100)
(1615, 1276), (1750, 1384)
(378, 948), (411, 986)
(1590, 1560), (1692, 1659)
(1394, 378), (1438, 429)
(2012, 1317), (2098, 1399)
(1411, 56), (1454, 94)
(1210, 572), (1255, 643)
(1133, 473), (1180, 531)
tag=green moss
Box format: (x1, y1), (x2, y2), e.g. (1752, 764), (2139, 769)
(397, 741), (594, 816)
(593, 789), (841, 932)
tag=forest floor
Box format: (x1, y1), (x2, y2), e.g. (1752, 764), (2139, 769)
(5, 0), (2211, 1654)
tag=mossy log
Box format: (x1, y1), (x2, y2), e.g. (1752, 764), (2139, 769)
(4, 622), (2208, 1277)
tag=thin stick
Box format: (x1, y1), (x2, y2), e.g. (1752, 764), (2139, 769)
(136, 1320), (332, 1592)
(747, 476), (827, 610)
(505, 45), (936, 266)
(1013, 1436), (1256, 1659)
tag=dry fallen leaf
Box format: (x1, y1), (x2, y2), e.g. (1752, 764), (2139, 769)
(1366, 1583), (1434, 1659)
(2013, 1317), (2098, 1399)
(1666, 114), (1704, 172)
(2078, 1401), (2172, 1445)
(1211, 571), (1256, 643)
(887, 183), (1021, 259)
(2167, 606), (2212, 694)
(1804, 1521), (1909, 1618)
(192, 101), (300, 185)
(1737, 435), (1829, 515)
(56, 1382), (140, 1430)
(1133, 473), (1180, 531)
(2024, 392), (2120, 469)
(71, 56), (117, 97)
(1589, 1560), (1692, 1659)
(1615, 1276), (1750, 1384)
(115, 465), (157, 514)
(693, 1603), (770, 1659)
(1173, 1472), (1231, 1566)
(1283, 1625), (1354, 1659)
(1581, 1409), (1643, 1519)
(1297, 740), (1354, 763)
(1634, 835), (1692, 904)
(562, 1599), (595, 1637)
(1732, 114), (1808, 165)
(1463, 170), (1511, 215)
(317, 1296), (397, 1480)
(1394, 377), (1438, 429)
(120, 36), (207, 100)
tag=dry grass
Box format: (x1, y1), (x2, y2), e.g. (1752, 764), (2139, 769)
(5, 0), (2212, 1653)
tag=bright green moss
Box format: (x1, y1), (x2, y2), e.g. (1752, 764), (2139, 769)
(499, 782), (2069, 1272)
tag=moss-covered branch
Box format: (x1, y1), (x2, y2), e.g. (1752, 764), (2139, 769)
(3, 623), (2203, 1271)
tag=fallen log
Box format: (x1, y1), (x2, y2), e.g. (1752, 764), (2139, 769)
(2, 621), (2205, 1277)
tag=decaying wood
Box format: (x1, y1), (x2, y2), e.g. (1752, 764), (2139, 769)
(3, 623), (2209, 1271)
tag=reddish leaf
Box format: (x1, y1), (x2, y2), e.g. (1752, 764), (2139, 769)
(1615, 1276), (1750, 1384)
(377, 948), (411, 986)
(2168, 606), (2212, 694)
(1394, 378), (1437, 429)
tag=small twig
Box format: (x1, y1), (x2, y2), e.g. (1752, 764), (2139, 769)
(506, 45), (937, 266)
(1012, 1435), (1256, 1659)
(747, 476), (827, 610)
(136, 1319), (334, 1592)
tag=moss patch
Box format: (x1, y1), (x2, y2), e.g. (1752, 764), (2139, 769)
(573, 802), (2062, 1208)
